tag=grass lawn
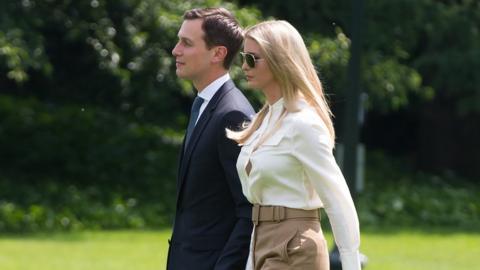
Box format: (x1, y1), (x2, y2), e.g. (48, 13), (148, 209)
(0, 229), (478, 270)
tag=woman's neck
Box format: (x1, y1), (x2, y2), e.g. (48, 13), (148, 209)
(262, 83), (282, 105)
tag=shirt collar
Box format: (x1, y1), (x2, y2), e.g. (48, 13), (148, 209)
(270, 97), (284, 110)
(269, 97), (311, 110)
(197, 73), (231, 102)
(267, 97), (310, 120)
(264, 97), (285, 125)
(268, 97), (285, 113)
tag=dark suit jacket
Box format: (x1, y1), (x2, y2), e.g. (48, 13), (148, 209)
(167, 80), (254, 270)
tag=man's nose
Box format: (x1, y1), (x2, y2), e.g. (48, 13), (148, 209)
(172, 43), (181, 56)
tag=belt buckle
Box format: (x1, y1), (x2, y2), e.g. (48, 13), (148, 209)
(273, 206), (285, 222)
(252, 204), (260, 226)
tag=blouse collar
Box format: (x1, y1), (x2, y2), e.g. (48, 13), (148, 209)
(268, 97), (285, 112)
(268, 97), (310, 114)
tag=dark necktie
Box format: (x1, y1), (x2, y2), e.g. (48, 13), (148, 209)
(184, 96), (204, 149)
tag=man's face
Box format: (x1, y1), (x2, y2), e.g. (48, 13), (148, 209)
(172, 19), (214, 82)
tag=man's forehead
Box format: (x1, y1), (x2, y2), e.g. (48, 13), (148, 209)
(178, 19), (204, 39)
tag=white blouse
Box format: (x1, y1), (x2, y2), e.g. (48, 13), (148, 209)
(237, 98), (361, 270)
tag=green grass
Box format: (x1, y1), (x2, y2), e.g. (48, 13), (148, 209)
(0, 230), (169, 270)
(0, 229), (478, 270)
(358, 230), (480, 270)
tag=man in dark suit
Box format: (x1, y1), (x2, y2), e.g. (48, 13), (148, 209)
(167, 8), (255, 270)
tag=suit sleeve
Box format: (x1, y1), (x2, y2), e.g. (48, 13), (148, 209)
(214, 110), (253, 270)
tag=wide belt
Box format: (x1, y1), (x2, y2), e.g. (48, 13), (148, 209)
(251, 204), (319, 225)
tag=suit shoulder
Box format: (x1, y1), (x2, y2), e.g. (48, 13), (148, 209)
(218, 86), (254, 116)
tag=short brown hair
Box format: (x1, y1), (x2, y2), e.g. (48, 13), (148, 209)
(184, 7), (243, 69)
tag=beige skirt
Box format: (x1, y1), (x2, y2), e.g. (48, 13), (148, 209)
(251, 218), (329, 270)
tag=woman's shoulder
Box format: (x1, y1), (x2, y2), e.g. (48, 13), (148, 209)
(285, 101), (327, 131)
(283, 102), (333, 147)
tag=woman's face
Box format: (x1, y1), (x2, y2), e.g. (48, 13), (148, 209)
(242, 38), (276, 91)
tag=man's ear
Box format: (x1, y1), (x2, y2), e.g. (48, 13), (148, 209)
(211, 46), (228, 64)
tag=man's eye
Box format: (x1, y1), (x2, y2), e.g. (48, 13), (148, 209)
(181, 40), (192, 47)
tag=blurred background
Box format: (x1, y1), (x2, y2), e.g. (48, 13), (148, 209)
(0, 0), (479, 269)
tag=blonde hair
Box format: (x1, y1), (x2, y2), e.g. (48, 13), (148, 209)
(228, 20), (335, 144)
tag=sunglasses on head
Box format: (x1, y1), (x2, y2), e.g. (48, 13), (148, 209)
(240, 52), (262, 68)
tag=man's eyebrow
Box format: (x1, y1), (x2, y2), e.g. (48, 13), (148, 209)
(178, 36), (194, 43)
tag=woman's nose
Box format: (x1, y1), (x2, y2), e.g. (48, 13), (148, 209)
(241, 60), (249, 71)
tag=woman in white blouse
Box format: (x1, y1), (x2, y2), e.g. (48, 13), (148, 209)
(227, 20), (361, 270)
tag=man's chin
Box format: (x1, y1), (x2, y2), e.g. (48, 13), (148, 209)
(176, 69), (188, 79)
(175, 69), (184, 77)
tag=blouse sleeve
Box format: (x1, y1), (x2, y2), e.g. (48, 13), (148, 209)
(291, 118), (361, 270)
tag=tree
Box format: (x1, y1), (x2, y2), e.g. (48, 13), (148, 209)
(237, 0), (480, 178)
(0, 0), (260, 126)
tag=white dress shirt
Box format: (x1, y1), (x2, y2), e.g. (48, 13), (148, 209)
(194, 73), (231, 125)
(237, 98), (361, 270)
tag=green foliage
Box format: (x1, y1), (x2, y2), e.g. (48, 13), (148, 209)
(0, 0), (264, 233)
(239, 0), (480, 115)
(357, 151), (480, 230)
(0, 95), (179, 188)
(0, 95), (179, 232)
(306, 29), (350, 98)
(362, 0), (480, 115)
(365, 0), (480, 114)
(237, 0), (480, 178)
(363, 58), (432, 112)
(0, 182), (165, 232)
(1, 0), (479, 233)
(411, 0), (480, 115)
(0, 0), (261, 126)
(1, 93), (478, 233)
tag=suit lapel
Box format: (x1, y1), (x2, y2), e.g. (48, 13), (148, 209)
(176, 80), (235, 203)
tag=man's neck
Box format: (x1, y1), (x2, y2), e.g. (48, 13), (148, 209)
(193, 69), (228, 92)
